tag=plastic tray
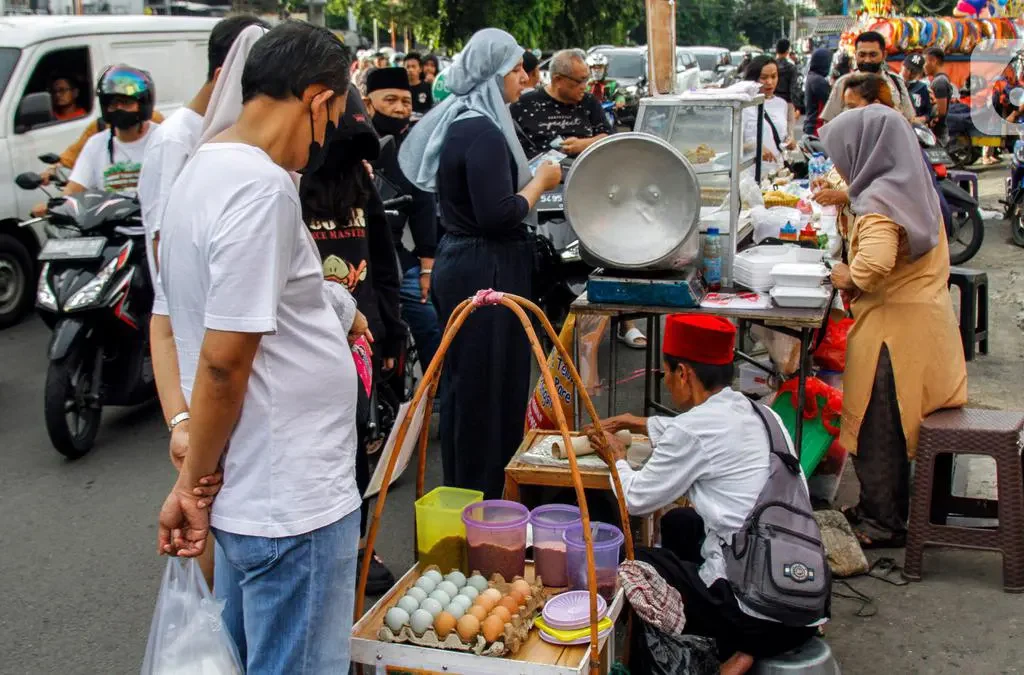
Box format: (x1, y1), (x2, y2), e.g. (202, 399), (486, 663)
(771, 392), (835, 477)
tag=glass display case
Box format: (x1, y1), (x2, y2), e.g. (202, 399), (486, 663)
(634, 93), (764, 285)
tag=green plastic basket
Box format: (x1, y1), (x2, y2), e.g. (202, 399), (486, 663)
(771, 392), (837, 477)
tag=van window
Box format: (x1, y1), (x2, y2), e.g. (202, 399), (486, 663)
(15, 46), (92, 132)
(109, 40), (189, 106)
(0, 48), (19, 102)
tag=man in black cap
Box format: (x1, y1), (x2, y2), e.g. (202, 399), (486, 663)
(901, 53), (932, 124)
(365, 67), (442, 371)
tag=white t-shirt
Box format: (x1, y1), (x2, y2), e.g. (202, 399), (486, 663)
(743, 95), (789, 174)
(138, 107), (203, 284)
(157, 142), (360, 539)
(68, 123), (158, 195)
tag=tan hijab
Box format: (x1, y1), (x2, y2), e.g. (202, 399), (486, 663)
(820, 104), (940, 259)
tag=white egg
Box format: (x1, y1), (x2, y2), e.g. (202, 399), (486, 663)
(423, 569), (444, 585)
(397, 595), (420, 615)
(410, 608), (434, 635)
(467, 574), (489, 592)
(429, 589), (451, 606)
(420, 597), (444, 617)
(451, 594), (473, 611)
(437, 581), (459, 599)
(445, 571), (467, 588)
(445, 602), (466, 619)
(406, 587), (428, 603)
(459, 585), (479, 601)
(414, 576), (437, 594)
(385, 607), (410, 633)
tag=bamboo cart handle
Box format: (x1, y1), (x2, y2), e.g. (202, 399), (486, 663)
(356, 291), (634, 675)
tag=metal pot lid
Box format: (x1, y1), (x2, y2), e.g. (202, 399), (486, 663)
(564, 132), (701, 269)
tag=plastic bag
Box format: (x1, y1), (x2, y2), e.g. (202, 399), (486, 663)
(635, 624), (718, 675)
(141, 558), (243, 675)
(750, 324), (802, 377)
(813, 316), (854, 372)
(751, 205), (805, 243)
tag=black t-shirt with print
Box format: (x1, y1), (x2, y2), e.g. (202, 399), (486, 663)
(411, 81), (433, 114)
(305, 188), (406, 359)
(510, 88), (611, 157)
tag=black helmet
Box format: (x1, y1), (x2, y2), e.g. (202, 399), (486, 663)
(96, 64), (155, 127)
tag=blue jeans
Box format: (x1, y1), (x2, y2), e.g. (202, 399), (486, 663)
(213, 510), (359, 674)
(399, 265), (441, 370)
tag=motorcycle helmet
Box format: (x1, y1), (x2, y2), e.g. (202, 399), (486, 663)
(432, 66), (452, 104)
(96, 64), (155, 129)
(586, 53), (608, 81)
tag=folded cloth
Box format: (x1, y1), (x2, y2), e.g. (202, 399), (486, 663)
(619, 560), (687, 635)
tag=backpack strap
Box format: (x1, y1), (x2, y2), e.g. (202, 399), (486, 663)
(748, 399), (801, 475)
(762, 110), (783, 152)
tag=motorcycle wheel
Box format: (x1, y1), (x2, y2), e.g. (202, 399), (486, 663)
(948, 207), (985, 266)
(947, 141), (981, 170)
(1013, 207), (1024, 247)
(44, 345), (101, 459)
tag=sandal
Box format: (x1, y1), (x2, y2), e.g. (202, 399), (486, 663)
(618, 326), (648, 349)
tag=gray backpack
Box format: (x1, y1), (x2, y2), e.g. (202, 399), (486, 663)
(723, 401), (830, 626)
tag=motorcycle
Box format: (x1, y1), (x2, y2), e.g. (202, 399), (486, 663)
(799, 125), (983, 265)
(601, 101), (617, 130)
(1003, 138), (1024, 247)
(16, 171), (155, 458)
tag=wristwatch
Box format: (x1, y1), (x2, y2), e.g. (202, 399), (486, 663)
(420, 268), (433, 276)
(168, 411), (190, 432)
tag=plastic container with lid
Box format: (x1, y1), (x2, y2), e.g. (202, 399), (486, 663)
(530, 504), (582, 587)
(770, 285), (831, 309)
(770, 262), (830, 288)
(415, 486), (484, 575)
(563, 522), (624, 603)
(462, 500), (530, 581)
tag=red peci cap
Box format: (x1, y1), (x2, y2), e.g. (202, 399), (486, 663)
(663, 315), (737, 366)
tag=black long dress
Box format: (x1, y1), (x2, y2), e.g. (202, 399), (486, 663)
(432, 116), (532, 499)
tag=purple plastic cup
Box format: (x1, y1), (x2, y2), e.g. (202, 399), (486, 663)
(462, 500), (530, 580)
(530, 504), (581, 587)
(563, 522), (624, 603)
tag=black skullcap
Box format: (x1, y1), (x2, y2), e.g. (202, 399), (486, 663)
(366, 67), (411, 94)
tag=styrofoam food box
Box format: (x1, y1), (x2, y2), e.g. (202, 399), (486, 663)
(770, 285), (830, 309)
(770, 262), (829, 288)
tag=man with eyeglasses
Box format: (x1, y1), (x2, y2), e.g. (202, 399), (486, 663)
(511, 48), (611, 157)
(50, 75), (86, 121)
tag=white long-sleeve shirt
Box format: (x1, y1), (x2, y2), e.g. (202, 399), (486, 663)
(614, 387), (810, 621)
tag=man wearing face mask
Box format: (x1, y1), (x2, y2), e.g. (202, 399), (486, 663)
(821, 31), (915, 123)
(156, 23), (364, 672)
(32, 65), (158, 216)
(364, 67), (442, 369)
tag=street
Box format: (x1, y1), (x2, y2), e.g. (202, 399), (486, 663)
(1, 163), (1023, 674)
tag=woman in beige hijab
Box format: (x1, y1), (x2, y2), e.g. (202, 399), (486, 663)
(821, 104), (967, 548)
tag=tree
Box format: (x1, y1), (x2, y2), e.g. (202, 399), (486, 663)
(734, 0), (794, 48)
(675, 0), (740, 48)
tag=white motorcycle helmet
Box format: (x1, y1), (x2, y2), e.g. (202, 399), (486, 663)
(586, 53), (609, 79)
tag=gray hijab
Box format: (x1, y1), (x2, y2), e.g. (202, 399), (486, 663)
(820, 104), (940, 259)
(399, 28), (530, 193)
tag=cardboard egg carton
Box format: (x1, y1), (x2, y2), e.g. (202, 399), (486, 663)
(377, 567), (548, 657)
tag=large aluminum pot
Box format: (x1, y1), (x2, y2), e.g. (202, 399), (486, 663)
(563, 132), (701, 270)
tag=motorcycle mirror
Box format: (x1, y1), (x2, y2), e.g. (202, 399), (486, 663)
(15, 171), (43, 191)
(38, 152), (60, 165)
(1010, 87), (1024, 108)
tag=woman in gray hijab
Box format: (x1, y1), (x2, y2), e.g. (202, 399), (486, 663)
(398, 28), (561, 498)
(821, 104), (966, 547)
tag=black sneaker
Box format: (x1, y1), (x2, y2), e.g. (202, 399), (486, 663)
(359, 549), (397, 595)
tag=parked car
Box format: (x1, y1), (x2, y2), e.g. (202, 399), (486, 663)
(0, 15), (220, 329)
(678, 46), (735, 87)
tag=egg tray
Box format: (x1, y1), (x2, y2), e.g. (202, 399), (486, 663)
(376, 571), (548, 658)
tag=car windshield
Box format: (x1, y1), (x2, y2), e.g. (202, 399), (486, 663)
(0, 48), (20, 101)
(693, 53), (721, 71)
(599, 51), (645, 79)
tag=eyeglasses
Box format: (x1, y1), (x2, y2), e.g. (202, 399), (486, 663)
(52, 87), (72, 95)
(556, 72), (588, 87)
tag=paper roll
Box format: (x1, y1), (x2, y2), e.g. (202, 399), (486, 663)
(551, 430), (633, 459)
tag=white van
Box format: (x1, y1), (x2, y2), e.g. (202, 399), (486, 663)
(0, 15), (219, 328)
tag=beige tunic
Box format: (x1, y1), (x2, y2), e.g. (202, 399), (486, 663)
(840, 213), (967, 458)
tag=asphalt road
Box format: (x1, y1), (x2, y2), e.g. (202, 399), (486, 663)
(2, 163), (1023, 674)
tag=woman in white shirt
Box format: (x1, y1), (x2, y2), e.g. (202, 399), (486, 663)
(742, 56), (793, 175)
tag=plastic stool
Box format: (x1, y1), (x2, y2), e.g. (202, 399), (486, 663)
(752, 638), (841, 674)
(903, 409), (1024, 592)
(947, 266), (989, 361)
(947, 169), (979, 200)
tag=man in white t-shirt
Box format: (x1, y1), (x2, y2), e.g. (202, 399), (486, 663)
(31, 64), (158, 217)
(139, 14), (268, 590)
(156, 23), (365, 673)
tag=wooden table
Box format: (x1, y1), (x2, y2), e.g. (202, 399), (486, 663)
(570, 290), (831, 455)
(352, 561), (625, 674)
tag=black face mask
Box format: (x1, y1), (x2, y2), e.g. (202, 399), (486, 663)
(108, 109), (143, 131)
(372, 111), (410, 139)
(857, 61), (882, 74)
(300, 108), (337, 175)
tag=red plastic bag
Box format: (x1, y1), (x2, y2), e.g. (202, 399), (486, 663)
(813, 317), (853, 372)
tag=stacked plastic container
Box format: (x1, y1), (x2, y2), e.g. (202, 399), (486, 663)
(769, 262), (831, 309)
(733, 244), (825, 293)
